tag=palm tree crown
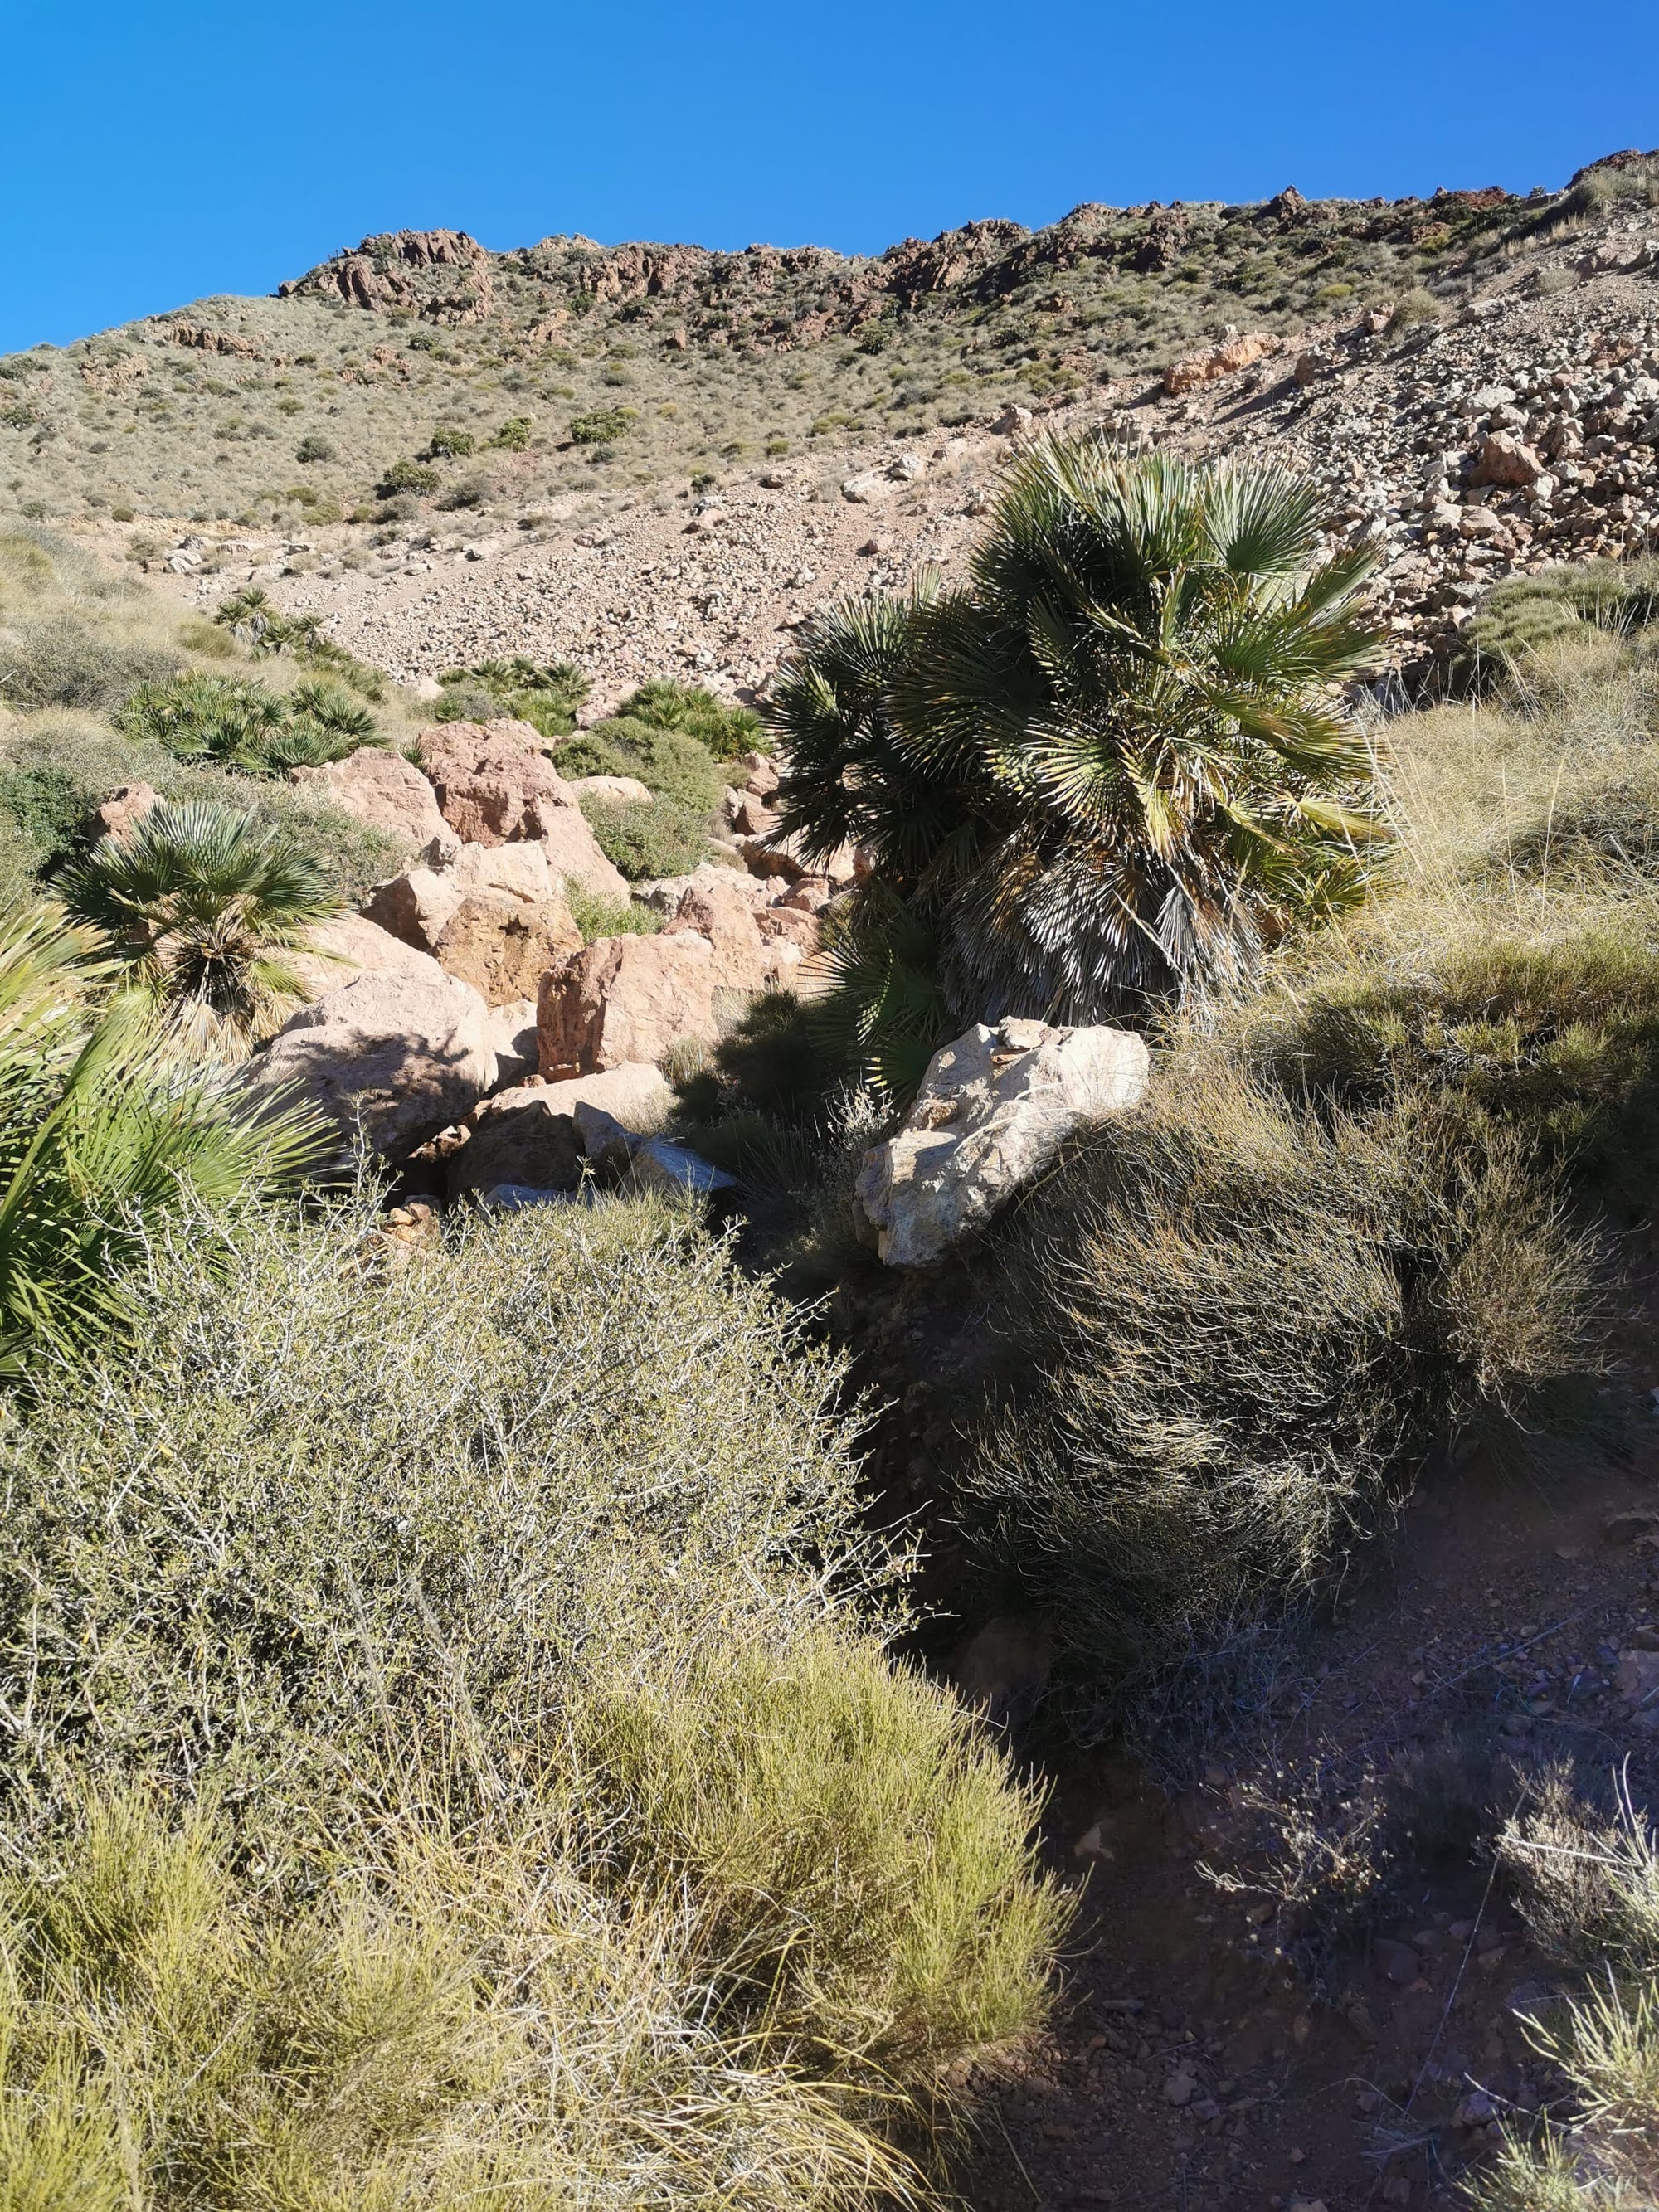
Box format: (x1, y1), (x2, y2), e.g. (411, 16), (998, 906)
(769, 435), (1383, 1054)
(58, 799), (340, 1051)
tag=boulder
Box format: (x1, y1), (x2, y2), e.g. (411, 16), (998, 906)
(538, 931), (722, 1078)
(365, 842), (563, 953)
(482, 997), (539, 1087)
(250, 971), (495, 1159)
(289, 748), (455, 856)
(1471, 430), (1546, 489)
(526, 1061), (672, 1131)
(627, 1136), (739, 1203)
(533, 804), (631, 902)
(90, 781), (159, 844)
(287, 912), (445, 1001)
(445, 1089), (582, 1200)
(854, 1018), (1151, 1267)
(662, 873), (804, 988)
(433, 893), (583, 1005)
(416, 717), (577, 846)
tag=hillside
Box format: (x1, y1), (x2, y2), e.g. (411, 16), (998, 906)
(4, 150), (1657, 702)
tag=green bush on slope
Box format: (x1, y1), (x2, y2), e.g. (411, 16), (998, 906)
(0, 1185), (1065, 2207)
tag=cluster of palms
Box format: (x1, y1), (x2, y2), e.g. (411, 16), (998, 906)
(768, 435), (1383, 1093)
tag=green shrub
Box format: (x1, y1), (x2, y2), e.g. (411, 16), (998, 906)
(377, 456), (439, 495)
(489, 414), (533, 449)
(0, 614), (177, 713)
(581, 791), (709, 879)
(579, 713), (726, 812)
(435, 654), (590, 737)
(955, 1072), (1597, 1714)
(617, 676), (768, 761)
(0, 1188), (1064, 2200)
(436, 471), (490, 510)
(568, 406), (636, 445)
(294, 433), (334, 463)
(564, 883), (664, 941)
(424, 423), (474, 458)
(212, 588), (387, 698)
(0, 761), (100, 873)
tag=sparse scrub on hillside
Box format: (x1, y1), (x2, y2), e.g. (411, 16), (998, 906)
(0, 1186), (1064, 2204)
(1463, 1772), (1659, 2209)
(953, 1072), (1597, 1714)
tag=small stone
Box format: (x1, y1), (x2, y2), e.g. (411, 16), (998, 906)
(1163, 2069), (1196, 2107)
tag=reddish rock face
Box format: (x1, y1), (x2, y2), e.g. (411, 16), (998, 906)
(538, 933), (722, 1079)
(289, 747), (454, 855)
(416, 719), (576, 847)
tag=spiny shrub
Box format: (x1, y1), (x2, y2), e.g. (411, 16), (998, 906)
(0, 1189), (1065, 2204)
(0, 613), (176, 713)
(1458, 557), (1659, 683)
(1469, 1772), (1659, 2209)
(213, 589), (387, 698)
(956, 1072), (1598, 1712)
(1245, 925), (1659, 1205)
(564, 883), (664, 941)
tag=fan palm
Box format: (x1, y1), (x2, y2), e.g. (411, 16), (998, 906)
(769, 435), (1384, 1077)
(0, 902), (325, 1373)
(58, 799), (341, 1050)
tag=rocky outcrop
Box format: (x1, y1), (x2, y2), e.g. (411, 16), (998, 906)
(1163, 331), (1277, 397)
(432, 892), (583, 1005)
(289, 747), (455, 856)
(417, 718), (577, 846)
(250, 971), (496, 1159)
(854, 1018), (1151, 1267)
(287, 913), (445, 1000)
(444, 1088), (582, 1199)
(538, 932), (722, 1078)
(367, 839), (603, 952)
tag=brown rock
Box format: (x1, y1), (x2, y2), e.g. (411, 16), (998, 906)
(538, 932), (721, 1077)
(1472, 430), (1546, 488)
(91, 782), (160, 843)
(446, 1090), (582, 1199)
(567, 774), (653, 805)
(248, 970), (494, 1159)
(289, 747), (454, 855)
(433, 893), (583, 1005)
(365, 842), (567, 952)
(1163, 331), (1276, 396)
(519, 1061), (673, 1131)
(287, 912), (445, 1001)
(417, 718), (577, 845)
(531, 804), (632, 902)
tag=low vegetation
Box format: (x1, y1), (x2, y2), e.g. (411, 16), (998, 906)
(0, 1186), (1065, 2207)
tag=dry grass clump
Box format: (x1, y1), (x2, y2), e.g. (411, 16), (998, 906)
(1462, 1773), (1659, 2209)
(0, 1186), (1064, 2205)
(955, 1072), (1595, 1700)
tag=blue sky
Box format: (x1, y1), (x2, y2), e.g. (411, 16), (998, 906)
(3, 0), (1656, 355)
